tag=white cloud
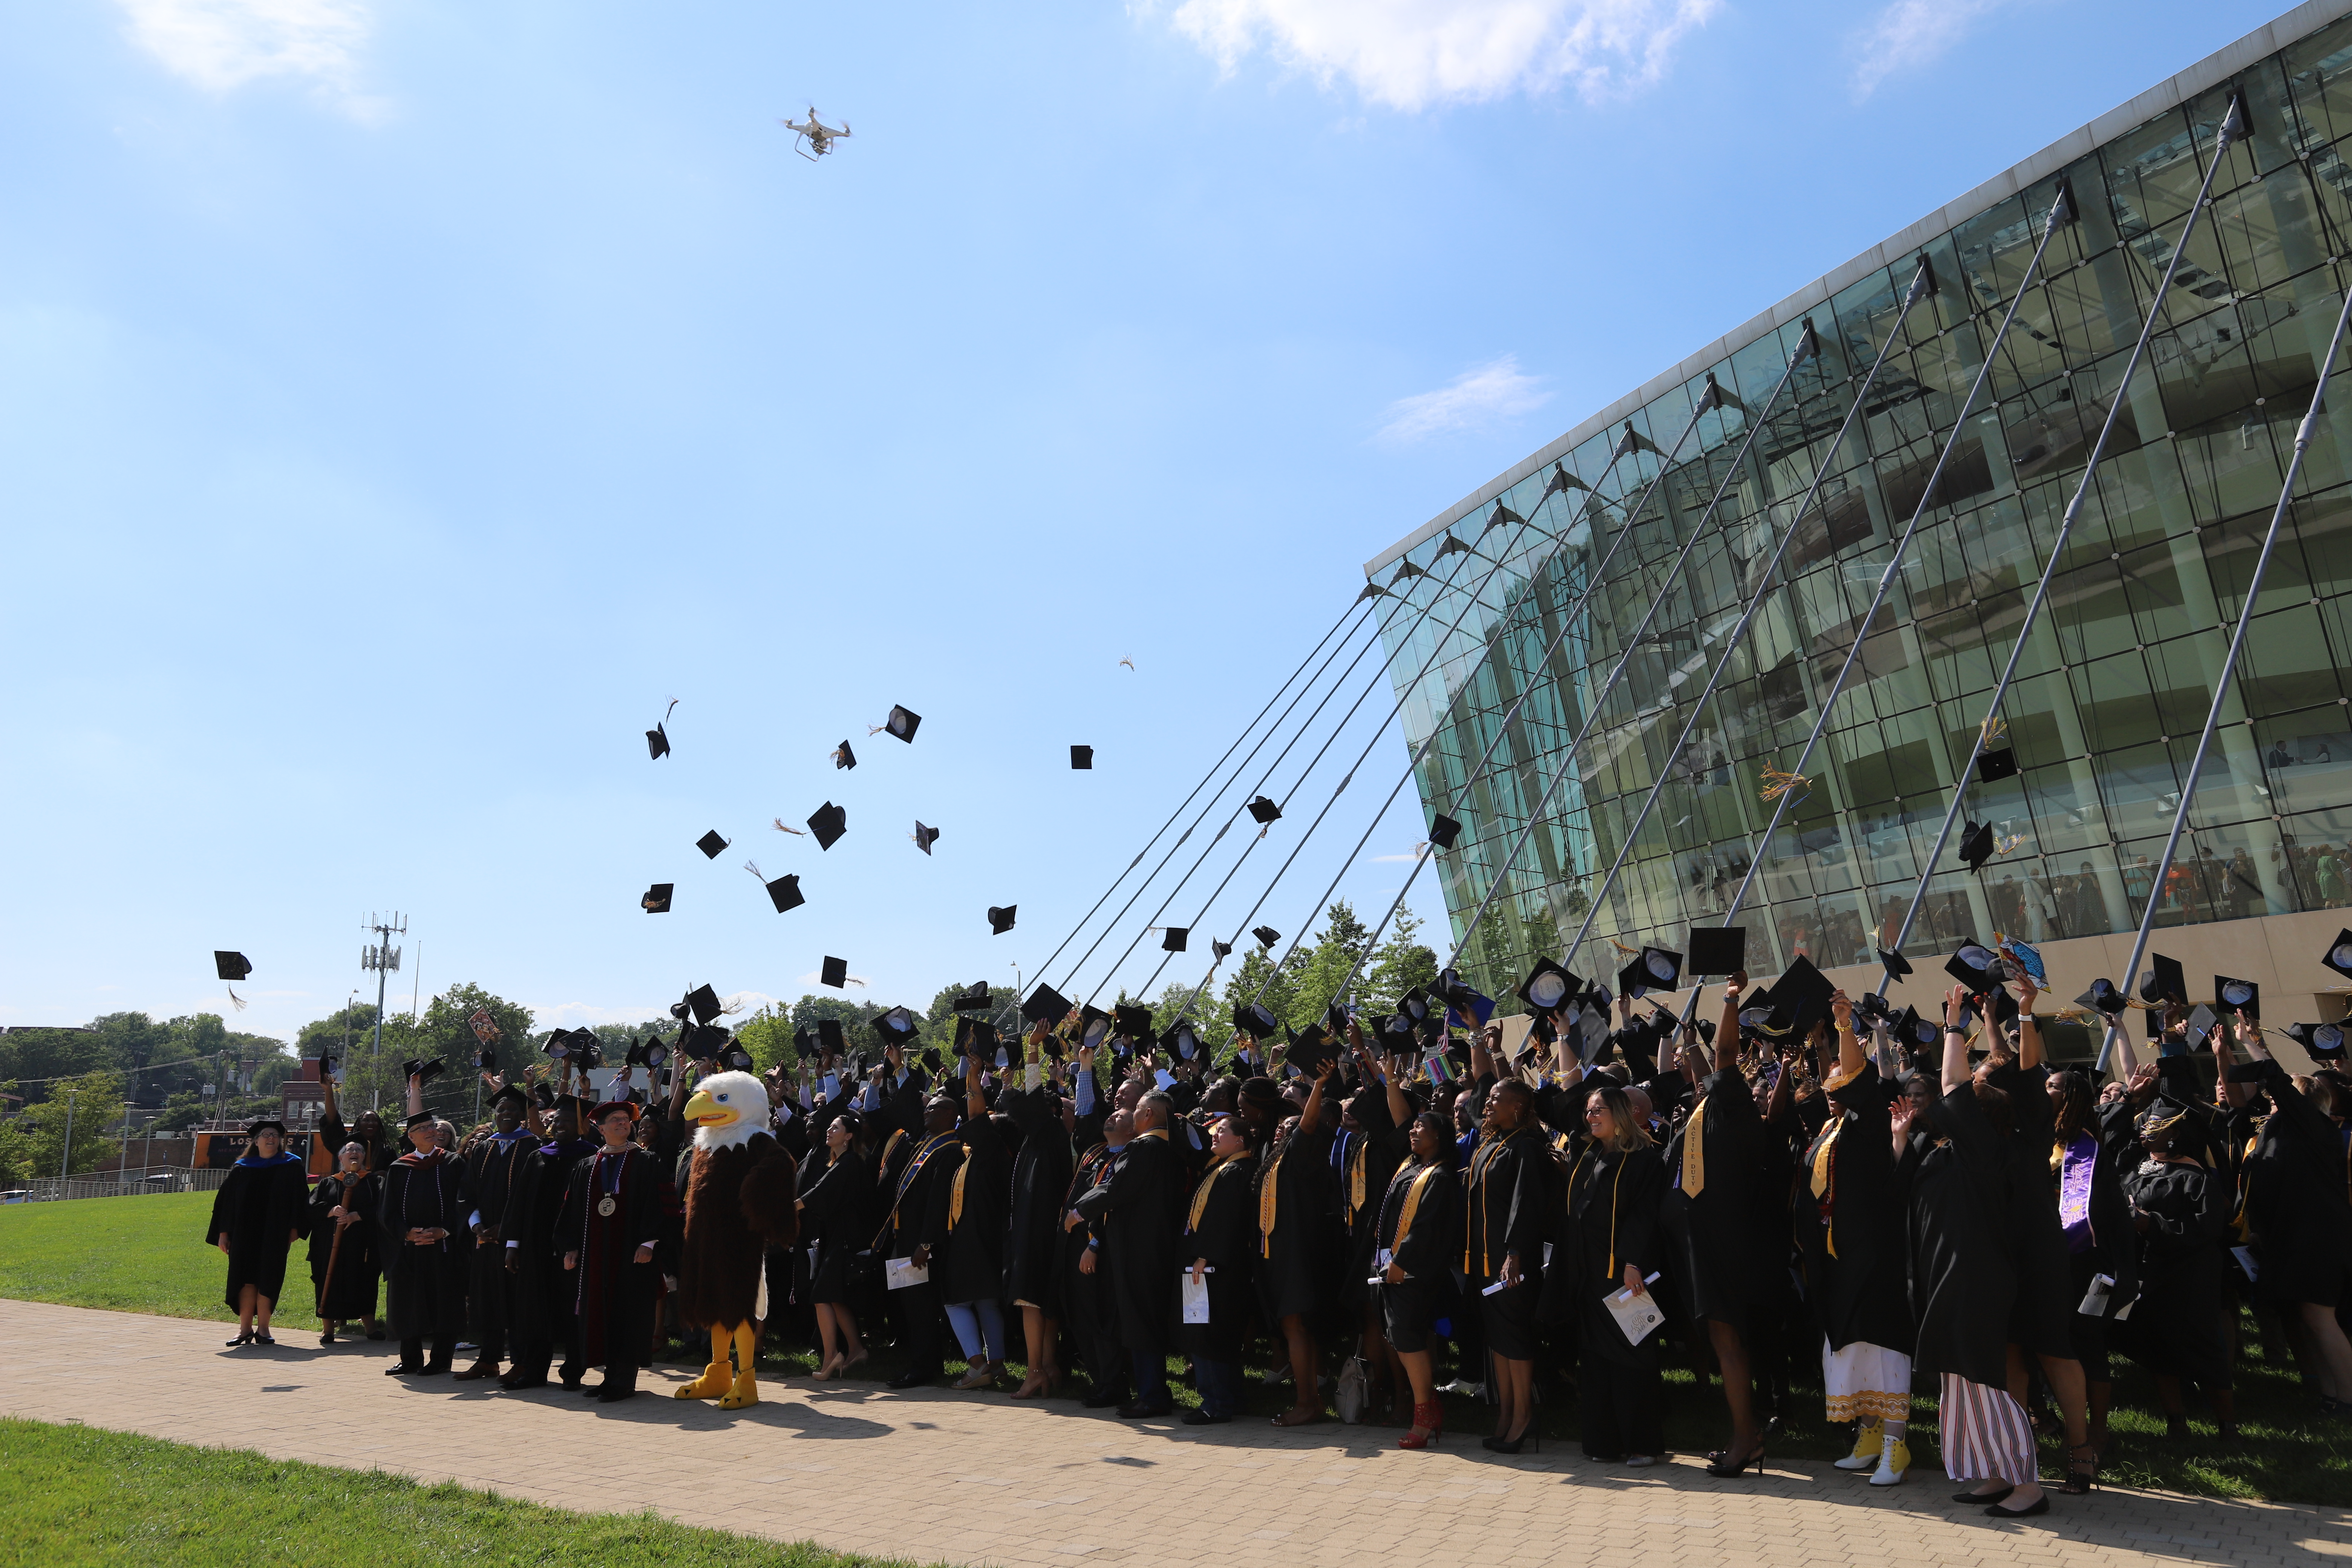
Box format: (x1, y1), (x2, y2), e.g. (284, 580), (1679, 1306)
(1378, 354), (1551, 444)
(1849, 0), (2017, 99)
(116, 0), (373, 106)
(1148, 0), (1721, 111)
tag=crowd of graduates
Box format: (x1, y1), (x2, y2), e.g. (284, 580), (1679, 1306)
(201, 943), (2352, 1525)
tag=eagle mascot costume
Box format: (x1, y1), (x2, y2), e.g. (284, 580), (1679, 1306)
(672, 1070), (799, 1409)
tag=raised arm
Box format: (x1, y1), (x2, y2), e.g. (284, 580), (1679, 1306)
(2012, 962), (2043, 1072)
(1716, 972), (1745, 1076)
(1831, 989), (1864, 1082)
(1941, 983), (1972, 1087)
(965, 1046), (986, 1123)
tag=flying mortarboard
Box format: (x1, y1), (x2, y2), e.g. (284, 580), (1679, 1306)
(1234, 1001), (1280, 1038)
(952, 981), (993, 1012)
(2075, 978), (2128, 1017)
(401, 1056), (446, 1084)
(913, 821), (940, 855)
(686, 985), (723, 1025)
(2323, 928), (2352, 981)
(697, 830), (728, 859)
(1021, 982), (1073, 1026)
(214, 951), (251, 982)
(2140, 952), (2187, 1006)
(1078, 1006), (1112, 1050)
(1246, 796), (1282, 825)
(1897, 1006), (1940, 1049)
(834, 739), (857, 770)
(885, 705), (922, 743)
(1958, 820), (1997, 874)
(1772, 954), (1837, 1035)
(988, 905), (1017, 935)
(641, 884), (673, 913)
(1113, 1003), (1156, 1041)
(808, 802), (847, 850)
(1428, 814), (1462, 850)
(1877, 946), (1913, 979)
(1519, 958), (1576, 1012)
(2185, 1003), (2218, 1041)
(1160, 927), (1188, 952)
(646, 699), (676, 761)
(1071, 745), (1093, 770)
(1945, 940), (2008, 994)
(1252, 926), (1280, 949)
(874, 1006), (918, 1044)
(817, 1018), (845, 1054)
(1165, 1020), (1200, 1060)
(1686, 927), (1746, 976)
(1638, 945), (1683, 989)
(764, 873), (804, 913)
(1212, 938), (1233, 960)
(2217, 975), (2260, 1020)
(2286, 1021), (2347, 1060)
(820, 956), (849, 989)
(1976, 747), (2020, 783)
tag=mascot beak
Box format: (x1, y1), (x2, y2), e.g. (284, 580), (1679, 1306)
(683, 1088), (737, 1127)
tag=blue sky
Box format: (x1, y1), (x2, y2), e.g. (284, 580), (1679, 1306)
(0, 0), (2292, 1042)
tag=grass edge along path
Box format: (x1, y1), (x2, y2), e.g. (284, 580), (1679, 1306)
(0, 1415), (931, 1568)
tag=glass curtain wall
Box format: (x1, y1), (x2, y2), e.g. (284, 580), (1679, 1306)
(1379, 16), (2352, 1000)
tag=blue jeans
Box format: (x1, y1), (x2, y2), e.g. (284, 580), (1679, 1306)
(1131, 1348), (1171, 1408)
(1194, 1357), (1243, 1417)
(945, 1298), (1006, 1363)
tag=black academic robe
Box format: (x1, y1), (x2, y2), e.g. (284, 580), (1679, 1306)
(1659, 1066), (1769, 1332)
(795, 1145), (873, 1305)
(507, 1135), (597, 1356)
(305, 1168), (382, 1319)
(1073, 1128), (1182, 1356)
(936, 1116), (1008, 1305)
(1903, 1084), (2014, 1387)
(887, 1131), (963, 1262)
(1059, 1139), (1121, 1365)
(1000, 1086), (1072, 1309)
(1985, 1061), (2076, 1358)
(460, 1128), (537, 1347)
(377, 1149), (470, 1340)
(1178, 1149), (1258, 1360)
(2119, 1156), (2232, 1385)
(2238, 1059), (2352, 1309)
(1556, 1141), (1665, 1366)
(1374, 1155), (1459, 1345)
(316, 1110), (395, 1175)
(554, 1144), (677, 1370)
(1337, 1111), (1406, 1302)
(1461, 1122), (1553, 1287)
(1793, 1066), (1911, 1352)
(208, 1153), (308, 1311)
(1253, 1119), (1338, 1323)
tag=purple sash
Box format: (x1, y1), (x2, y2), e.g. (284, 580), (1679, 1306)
(2058, 1134), (2097, 1254)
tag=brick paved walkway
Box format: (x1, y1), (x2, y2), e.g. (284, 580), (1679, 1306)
(5, 1299), (2345, 1566)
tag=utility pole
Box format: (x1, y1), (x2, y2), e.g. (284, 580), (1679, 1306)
(362, 911), (406, 1064)
(59, 1086), (76, 1181)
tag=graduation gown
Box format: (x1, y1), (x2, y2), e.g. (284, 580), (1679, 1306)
(1903, 1084), (2014, 1387)
(1252, 1119), (1338, 1323)
(1000, 1086), (1073, 1309)
(1073, 1128), (1182, 1356)
(460, 1127), (537, 1346)
(1660, 1067), (1769, 1332)
(1179, 1149), (1259, 1361)
(1374, 1155), (1459, 1350)
(1335, 1113), (1406, 1308)
(1985, 1061), (2077, 1358)
(208, 1152), (308, 1310)
(1793, 1066), (1911, 1353)
(377, 1148), (470, 1340)
(937, 1116), (1008, 1306)
(305, 1168), (382, 1319)
(1556, 1142), (1665, 1366)
(795, 1145), (873, 1305)
(2119, 1156), (2232, 1385)
(554, 1144), (677, 1369)
(1059, 1139), (1121, 1365)
(2238, 1060), (2352, 1309)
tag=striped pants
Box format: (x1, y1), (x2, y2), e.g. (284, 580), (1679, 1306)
(1938, 1373), (2036, 1485)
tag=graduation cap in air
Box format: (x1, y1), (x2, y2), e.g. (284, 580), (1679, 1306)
(808, 802), (847, 850)
(1396, 987), (1436, 1027)
(1246, 796), (1282, 825)
(1625, 945), (1683, 996)
(1288, 1026), (1340, 1079)
(1164, 1020), (1201, 1061)
(913, 821), (940, 855)
(1071, 746), (1093, 770)
(2074, 978), (2128, 1018)
(696, 830), (728, 859)
(1021, 982), (1073, 1026)
(1945, 940), (2009, 995)
(1854, 990), (1893, 1026)
(214, 951), (251, 982)
(1897, 1006), (1940, 1049)
(817, 1018), (846, 1055)
(2286, 1021), (2347, 1061)
(401, 1056), (447, 1084)
(952, 981), (993, 1012)
(874, 1006), (919, 1045)
(1976, 748), (2020, 783)
(1160, 927), (1188, 952)
(2217, 976), (2260, 1020)
(1234, 1001), (1280, 1039)
(684, 985), (723, 1025)
(1877, 946), (1913, 980)
(1211, 937), (1233, 961)
(1519, 958), (1577, 1012)
(1958, 820), (1997, 874)
(1252, 926), (1280, 949)
(642, 884), (674, 914)
(2184, 1002), (2218, 1043)
(1428, 814), (1462, 851)
(1736, 985), (1778, 1033)
(2140, 952), (2187, 1007)
(2323, 929), (2352, 982)
(763, 873), (804, 914)
(884, 705), (922, 743)
(1686, 927), (1746, 977)
(820, 956), (849, 989)
(647, 699), (677, 760)
(792, 1024), (815, 1059)
(920, 1047), (942, 1075)
(1075, 1006), (1112, 1052)
(834, 739), (857, 770)
(988, 905), (1017, 935)
(1772, 954), (1837, 1037)
(1113, 1003), (1156, 1042)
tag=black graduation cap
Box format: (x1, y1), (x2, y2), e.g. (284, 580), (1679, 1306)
(1252, 925), (1280, 949)
(1519, 958), (1576, 1012)
(2140, 952), (2187, 1006)
(1877, 946), (1913, 979)
(1165, 1019), (1200, 1060)
(1211, 938), (1233, 960)
(1246, 796), (1282, 825)
(2216, 975), (2260, 1020)
(1685, 927), (1745, 976)
(1637, 946), (1682, 990)
(402, 1056), (447, 1084)
(1615, 957), (1654, 1000)
(1428, 814), (1462, 850)
(2286, 1021), (2347, 1060)
(1398, 987), (1434, 1025)
(1854, 990), (1893, 1025)
(1022, 982), (1073, 1026)
(1773, 954), (1836, 1035)
(1288, 1027), (1340, 1078)
(1897, 1006), (1940, 1049)
(642, 884), (674, 913)
(1946, 940), (2007, 994)
(2323, 929), (2352, 981)
(2074, 978), (2128, 1018)
(1071, 745), (1093, 770)
(913, 821), (940, 855)
(404, 1109), (437, 1130)
(1234, 1001), (1279, 1038)
(988, 905), (1017, 935)
(874, 1006), (919, 1044)
(1161, 927), (1188, 952)
(696, 830), (728, 859)
(885, 705), (921, 743)
(1077, 1006), (1112, 1051)
(2185, 1003), (2218, 1042)
(764, 874), (804, 914)
(1958, 820), (1996, 874)
(1736, 985), (1778, 1032)
(214, 951), (251, 982)
(1976, 748), (2020, 783)
(952, 981), (992, 1012)
(817, 1018), (845, 1055)
(489, 1081), (528, 1107)
(834, 739), (857, 770)
(685, 985), (723, 1024)
(647, 700), (675, 760)
(478, 1046), (499, 1072)
(820, 956), (849, 989)
(920, 1047), (942, 1074)
(808, 802), (847, 850)
(1113, 1003), (1156, 1041)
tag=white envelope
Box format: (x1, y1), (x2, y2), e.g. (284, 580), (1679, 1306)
(885, 1256), (930, 1290)
(1181, 1273), (1210, 1324)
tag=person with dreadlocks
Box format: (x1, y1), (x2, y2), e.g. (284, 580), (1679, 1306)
(2116, 1070), (2237, 1441)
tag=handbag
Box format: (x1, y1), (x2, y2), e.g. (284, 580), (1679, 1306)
(1335, 1355), (1370, 1424)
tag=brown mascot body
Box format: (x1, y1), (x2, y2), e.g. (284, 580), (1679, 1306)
(672, 1071), (798, 1409)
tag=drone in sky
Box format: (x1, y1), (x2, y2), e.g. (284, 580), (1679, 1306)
(781, 107), (851, 161)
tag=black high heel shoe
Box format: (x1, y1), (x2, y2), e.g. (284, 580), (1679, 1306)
(225, 1331), (254, 1348)
(1704, 1444), (1766, 1477)
(1482, 1423), (1539, 1455)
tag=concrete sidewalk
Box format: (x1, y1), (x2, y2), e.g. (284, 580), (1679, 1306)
(1, 1298), (2341, 1566)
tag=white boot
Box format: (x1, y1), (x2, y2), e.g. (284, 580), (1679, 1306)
(1868, 1431), (1910, 1487)
(1833, 1420), (1882, 1470)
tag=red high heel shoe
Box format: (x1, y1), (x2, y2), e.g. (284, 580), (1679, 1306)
(1399, 1400), (1444, 1449)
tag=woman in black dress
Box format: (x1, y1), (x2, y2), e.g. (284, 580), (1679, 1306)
(1002, 1026), (1075, 1398)
(796, 1107), (874, 1378)
(1377, 1100), (1458, 1450)
(1256, 1065), (1337, 1426)
(1560, 1081), (1664, 1464)
(938, 1050), (1011, 1389)
(208, 1117), (309, 1348)
(307, 1140), (383, 1342)
(1181, 1113), (1259, 1422)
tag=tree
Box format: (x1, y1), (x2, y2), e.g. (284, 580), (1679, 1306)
(152, 1091), (206, 1133)
(1358, 906), (1439, 1018)
(7, 1070), (124, 1179)
(1282, 900), (1372, 1032)
(734, 1006), (801, 1075)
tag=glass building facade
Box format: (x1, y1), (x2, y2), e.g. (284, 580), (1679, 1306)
(1373, 4), (2352, 1019)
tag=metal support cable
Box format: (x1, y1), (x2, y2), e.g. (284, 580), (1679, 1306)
(1510, 258), (1937, 978)
(1684, 186), (2076, 1021)
(1876, 95), (2248, 1000)
(2093, 276), (2352, 1072)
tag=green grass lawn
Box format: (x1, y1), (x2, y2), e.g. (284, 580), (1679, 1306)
(0, 1416), (919, 1567)
(6, 1190), (2351, 1504)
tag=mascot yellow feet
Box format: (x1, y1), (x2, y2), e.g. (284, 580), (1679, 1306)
(718, 1369), (760, 1410)
(675, 1326), (736, 1400)
(715, 1323), (762, 1409)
